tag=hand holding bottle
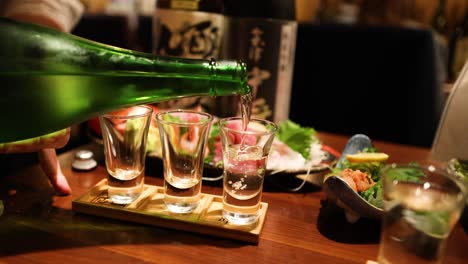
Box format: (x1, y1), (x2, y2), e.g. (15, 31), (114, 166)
(1, 0), (84, 196)
(0, 129), (72, 195)
(0, 128), (72, 196)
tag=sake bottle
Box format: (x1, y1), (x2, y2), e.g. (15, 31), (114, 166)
(0, 18), (249, 143)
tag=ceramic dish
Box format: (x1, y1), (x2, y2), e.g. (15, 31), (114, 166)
(322, 134), (384, 223)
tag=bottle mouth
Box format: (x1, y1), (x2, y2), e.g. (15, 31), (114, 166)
(241, 83), (251, 95)
(233, 60), (250, 95)
(207, 58), (249, 95)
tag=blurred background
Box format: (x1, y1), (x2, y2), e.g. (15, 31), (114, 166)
(76, 0), (468, 81)
(69, 0), (468, 150)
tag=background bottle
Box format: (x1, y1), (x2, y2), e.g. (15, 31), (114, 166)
(152, 0), (226, 112)
(431, 0), (449, 38)
(222, 0), (297, 123)
(448, 11), (468, 82)
(153, 0), (225, 59)
(431, 0), (450, 86)
(0, 18), (248, 143)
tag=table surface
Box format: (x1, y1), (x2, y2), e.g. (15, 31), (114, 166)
(0, 132), (466, 264)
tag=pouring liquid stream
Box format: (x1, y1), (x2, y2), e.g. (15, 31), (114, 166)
(239, 92), (253, 151)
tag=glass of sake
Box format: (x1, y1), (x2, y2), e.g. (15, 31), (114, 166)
(99, 105), (153, 205)
(156, 109), (213, 214)
(377, 163), (467, 264)
(219, 117), (277, 225)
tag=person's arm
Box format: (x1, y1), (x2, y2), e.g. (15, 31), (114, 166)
(1, 0), (84, 32)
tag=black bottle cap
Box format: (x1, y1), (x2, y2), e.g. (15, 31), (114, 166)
(224, 0), (296, 20)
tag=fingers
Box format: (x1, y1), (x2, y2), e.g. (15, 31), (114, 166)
(0, 128), (70, 154)
(38, 148), (72, 196)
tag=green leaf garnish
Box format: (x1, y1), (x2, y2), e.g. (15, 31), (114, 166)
(276, 120), (317, 159)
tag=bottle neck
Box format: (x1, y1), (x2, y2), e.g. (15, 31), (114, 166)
(0, 18), (249, 95)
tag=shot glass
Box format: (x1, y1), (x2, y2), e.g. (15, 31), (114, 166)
(219, 117), (277, 225)
(99, 105), (153, 205)
(156, 109), (213, 214)
(377, 164), (467, 264)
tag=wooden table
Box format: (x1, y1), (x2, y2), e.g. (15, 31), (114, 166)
(0, 133), (466, 263)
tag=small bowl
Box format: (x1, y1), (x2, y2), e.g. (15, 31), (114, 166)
(322, 134), (384, 223)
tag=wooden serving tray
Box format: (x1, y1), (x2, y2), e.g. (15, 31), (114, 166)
(72, 179), (268, 244)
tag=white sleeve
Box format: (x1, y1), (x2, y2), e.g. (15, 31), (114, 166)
(431, 61), (468, 161)
(2, 0), (85, 32)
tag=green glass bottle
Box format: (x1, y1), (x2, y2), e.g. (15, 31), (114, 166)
(0, 18), (249, 143)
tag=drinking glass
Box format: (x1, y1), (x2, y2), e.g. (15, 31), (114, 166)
(156, 109), (213, 214)
(219, 117), (277, 225)
(377, 163), (467, 264)
(99, 105), (153, 205)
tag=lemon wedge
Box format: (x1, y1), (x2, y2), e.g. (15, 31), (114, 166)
(346, 152), (389, 163)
